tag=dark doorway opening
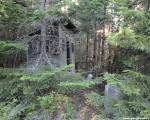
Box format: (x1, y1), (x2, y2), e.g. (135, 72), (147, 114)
(66, 41), (71, 65)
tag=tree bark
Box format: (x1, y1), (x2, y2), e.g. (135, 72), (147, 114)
(146, 0), (150, 13)
(108, 0), (115, 73)
(37, 0), (51, 66)
(93, 20), (97, 67)
(101, 5), (106, 69)
(85, 32), (89, 70)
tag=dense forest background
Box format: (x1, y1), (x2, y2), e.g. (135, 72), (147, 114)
(0, 0), (150, 119)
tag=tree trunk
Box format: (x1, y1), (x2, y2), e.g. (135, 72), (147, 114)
(38, 0), (51, 66)
(98, 32), (102, 68)
(146, 0), (150, 13)
(111, 0), (115, 32)
(85, 32), (89, 70)
(93, 20), (97, 67)
(101, 5), (106, 69)
(108, 0), (115, 73)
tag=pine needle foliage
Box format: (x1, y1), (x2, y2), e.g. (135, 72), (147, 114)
(107, 28), (150, 52)
(104, 71), (150, 117)
(104, 1), (150, 118)
(0, 64), (102, 119)
(85, 92), (103, 108)
(0, 41), (27, 54)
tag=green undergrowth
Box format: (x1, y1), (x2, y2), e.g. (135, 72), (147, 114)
(0, 64), (106, 120)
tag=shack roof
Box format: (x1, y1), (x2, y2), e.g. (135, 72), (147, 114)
(28, 17), (78, 36)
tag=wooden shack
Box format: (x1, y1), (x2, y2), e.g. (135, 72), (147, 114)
(27, 17), (78, 69)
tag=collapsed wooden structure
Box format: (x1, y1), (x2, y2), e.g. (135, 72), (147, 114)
(26, 17), (78, 69)
(0, 1), (78, 69)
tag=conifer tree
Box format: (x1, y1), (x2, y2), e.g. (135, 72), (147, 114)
(104, 0), (150, 117)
